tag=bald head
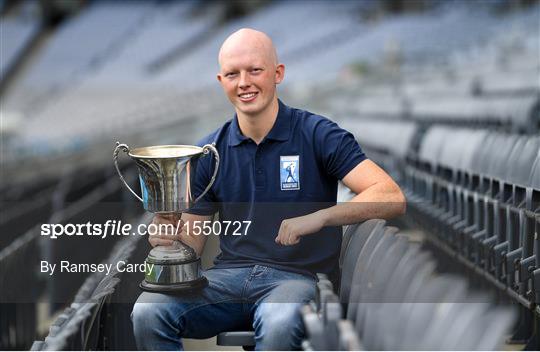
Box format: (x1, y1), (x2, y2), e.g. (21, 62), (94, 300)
(216, 28), (285, 119)
(218, 28), (278, 69)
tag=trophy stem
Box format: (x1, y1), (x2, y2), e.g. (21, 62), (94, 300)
(141, 219), (207, 294)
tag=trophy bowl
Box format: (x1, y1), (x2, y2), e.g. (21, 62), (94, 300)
(141, 240), (208, 293)
(114, 142), (219, 293)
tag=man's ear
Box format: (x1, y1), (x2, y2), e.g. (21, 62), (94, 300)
(275, 64), (285, 84)
(217, 73), (222, 83)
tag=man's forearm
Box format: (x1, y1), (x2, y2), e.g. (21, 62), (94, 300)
(318, 182), (406, 227)
(275, 182), (406, 246)
(179, 214), (213, 257)
(179, 230), (207, 257)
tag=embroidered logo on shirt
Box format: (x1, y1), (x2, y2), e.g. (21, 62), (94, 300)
(280, 155), (300, 190)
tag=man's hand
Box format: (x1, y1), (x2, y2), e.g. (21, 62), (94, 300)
(148, 214), (185, 248)
(275, 211), (325, 246)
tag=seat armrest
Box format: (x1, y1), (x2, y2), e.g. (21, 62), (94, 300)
(216, 331), (255, 347)
(533, 268), (540, 303)
(482, 235), (498, 247)
(506, 248), (523, 288)
(481, 235), (498, 272)
(520, 256), (536, 283)
(493, 242), (508, 263)
(471, 230), (487, 265)
(493, 241), (509, 280)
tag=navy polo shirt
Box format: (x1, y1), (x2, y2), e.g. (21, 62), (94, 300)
(187, 100), (366, 282)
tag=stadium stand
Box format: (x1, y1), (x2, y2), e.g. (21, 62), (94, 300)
(1, 0), (538, 350)
(0, 9), (39, 80)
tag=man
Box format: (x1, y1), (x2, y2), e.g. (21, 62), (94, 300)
(132, 28), (405, 350)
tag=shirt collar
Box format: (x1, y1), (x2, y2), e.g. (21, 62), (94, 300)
(228, 99), (291, 147)
(228, 116), (249, 147)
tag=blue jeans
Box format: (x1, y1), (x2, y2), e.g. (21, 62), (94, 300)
(131, 265), (316, 350)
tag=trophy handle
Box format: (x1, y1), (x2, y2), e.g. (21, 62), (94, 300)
(194, 143), (220, 203)
(114, 141), (143, 202)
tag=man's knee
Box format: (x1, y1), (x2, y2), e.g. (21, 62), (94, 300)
(132, 302), (165, 334)
(131, 294), (182, 336)
(131, 293), (189, 350)
(254, 303), (305, 350)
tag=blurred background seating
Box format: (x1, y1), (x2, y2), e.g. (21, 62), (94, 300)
(1, 0), (538, 349)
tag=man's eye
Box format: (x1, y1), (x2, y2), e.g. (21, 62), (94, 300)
(251, 68), (262, 73)
(225, 73), (237, 78)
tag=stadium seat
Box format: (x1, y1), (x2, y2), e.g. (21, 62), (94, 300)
(339, 219), (385, 303)
(498, 137), (540, 287)
(474, 134), (517, 271)
(438, 301), (490, 350)
(358, 235), (409, 347)
(216, 331), (255, 349)
(398, 276), (468, 350)
(339, 221), (361, 269)
(462, 133), (499, 263)
(348, 227), (398, 331)
(475, 308), (517, 350)
(451, 131), (489, 255)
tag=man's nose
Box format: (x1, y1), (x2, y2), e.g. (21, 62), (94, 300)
(238, 72), (251, 89)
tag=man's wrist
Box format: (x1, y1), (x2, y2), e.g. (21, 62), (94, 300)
(315, 208), (331, 227)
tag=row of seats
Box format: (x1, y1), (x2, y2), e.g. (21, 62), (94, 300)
(3, 1), (364, 157)
(403, 127), (540, 347)
(338, 94), (539, 132)
(5, 0), (537, 162)
(0, 167), (139, 350)
(0, 167), (116, 249)
(0, 226), (41, 350)
(341, 119), (418, 183)
(31, 214), (151, 350)
(218, 219), (516, 350)
(302, 219), (515, 350)
(0, 12), (40, 79)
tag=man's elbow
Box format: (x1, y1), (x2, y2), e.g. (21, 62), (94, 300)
(382, 182), (406, 218)
(393, 186), (407, 217)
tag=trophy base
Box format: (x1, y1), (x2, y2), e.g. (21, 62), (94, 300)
(141, 241), (208, 294)
(140, 276), (208, 294)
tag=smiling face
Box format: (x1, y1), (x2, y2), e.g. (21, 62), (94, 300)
(217, 29), (284, 118)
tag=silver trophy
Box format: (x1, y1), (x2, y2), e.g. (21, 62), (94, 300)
(114, 142), (219, 293)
